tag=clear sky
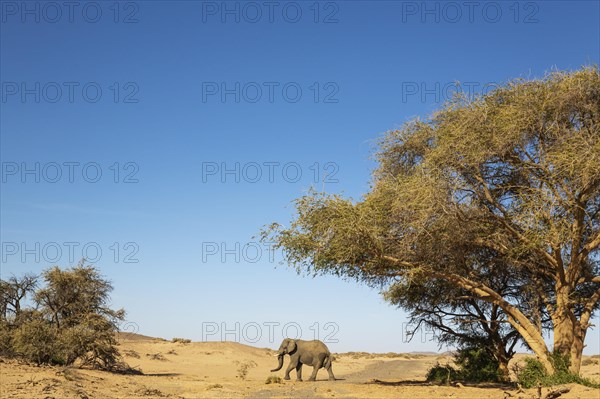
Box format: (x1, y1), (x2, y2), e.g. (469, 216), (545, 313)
(1, 1), (599, 354)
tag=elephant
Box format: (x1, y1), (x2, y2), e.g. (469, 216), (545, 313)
(270, 338), (335, 381)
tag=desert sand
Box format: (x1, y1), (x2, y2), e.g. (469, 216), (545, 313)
(1, 333), (598, 399)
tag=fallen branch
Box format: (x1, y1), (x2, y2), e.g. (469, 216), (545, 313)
(542, 387), (571, 399)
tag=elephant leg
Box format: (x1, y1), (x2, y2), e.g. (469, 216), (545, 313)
(326, 364), (336, 381)
(308, 359), (324, 381)
(295, 363), (303, 381)
(323, 356), (335, 381)
(284, 360), (296, 380)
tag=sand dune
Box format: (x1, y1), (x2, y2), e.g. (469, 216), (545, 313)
(1, 334), (598, 398)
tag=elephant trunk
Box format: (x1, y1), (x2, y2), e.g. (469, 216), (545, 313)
(270, 354), (284, 372)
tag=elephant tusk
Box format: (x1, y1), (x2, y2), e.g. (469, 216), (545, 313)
(274, 354), (282, 357)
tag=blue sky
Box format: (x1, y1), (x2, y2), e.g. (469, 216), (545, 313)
(1, 1), (599, 354)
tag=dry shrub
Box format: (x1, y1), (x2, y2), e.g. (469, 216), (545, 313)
(122, 349), (140, 358)
(137, 388), (167, 397)
(146, 353), (167, 361)
(235, 360), (257, 380)
(265, 375), (282, 384)
(582, 358), (599, 366)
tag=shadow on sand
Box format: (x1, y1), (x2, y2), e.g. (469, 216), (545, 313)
(367, 379), (514, 389)
(141, 372), (182, 377)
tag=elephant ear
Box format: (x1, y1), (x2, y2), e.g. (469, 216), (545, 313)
(286, 340), (297, 353)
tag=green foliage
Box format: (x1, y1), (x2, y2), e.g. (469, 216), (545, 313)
(35, 264), (124, 329)
(550, 351), (571, 374)
(516, 353), (600, 388)
(426, 364), (459, 384)
(427, 347), (503, 384)
(57, 313), (122, 369)
(12, 318), (59, 365)
(516, 357), (547, 388)
(454, 347), (502, 382)
(0, 321), (14, 356)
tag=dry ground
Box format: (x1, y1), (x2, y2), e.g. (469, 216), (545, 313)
(1, 333), (599, 399)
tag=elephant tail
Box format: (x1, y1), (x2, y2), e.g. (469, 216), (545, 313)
(323, 355), (333, 368)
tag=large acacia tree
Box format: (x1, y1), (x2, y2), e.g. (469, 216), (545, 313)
(264, 67), (600, 375)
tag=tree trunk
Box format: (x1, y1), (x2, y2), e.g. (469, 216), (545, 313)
(568, 326), (586, 375)
(552, 284), (575, 358)
(497, 357), (510, 382)
(552, 315), (575, 359)
(492, 340), (512, 382)
(552, 285), (582, 374)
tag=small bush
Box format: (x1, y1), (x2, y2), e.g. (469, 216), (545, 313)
(427, 347), (502, 384)
(516, 353), (600, 389)
(454, 347), (501, 382)
(122, 349), (140, 358)
(172, 337), (191, 344)
(136, 388), (166, 397)
(146, 353), (166, 361)
(516, 357), (547, 388)
(265, 375), (282, 384)
(235, 360), (257, 380)
(426, 364), (459, 384)
(344, 351), (373, 359)
(207, 384), (223, 389)
(581, 358), (599, 366)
